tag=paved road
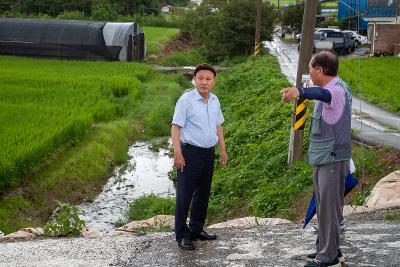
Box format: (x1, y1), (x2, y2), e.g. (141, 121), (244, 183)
(1, 219), (399, 266)
(264, 37), (400, 150)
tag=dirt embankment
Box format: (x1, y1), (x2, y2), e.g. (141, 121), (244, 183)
(160, 31), (193, 56)
(148, 31), (194, 62)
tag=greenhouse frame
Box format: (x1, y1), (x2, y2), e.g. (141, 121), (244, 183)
(0, 18), (145, 61)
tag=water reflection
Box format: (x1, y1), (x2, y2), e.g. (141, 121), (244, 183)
(78, 140), (175, 230)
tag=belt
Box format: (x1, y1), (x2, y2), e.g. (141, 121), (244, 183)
(181, 142), (215, 152)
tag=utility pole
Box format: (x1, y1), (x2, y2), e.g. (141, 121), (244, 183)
(255, 0), (262, 57)
(278, 0), (280, 19)
(287, 0), (319, 165)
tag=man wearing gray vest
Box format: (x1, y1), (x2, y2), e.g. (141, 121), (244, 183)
(281, 51), (352, 267)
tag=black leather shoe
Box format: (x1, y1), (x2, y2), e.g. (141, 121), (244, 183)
(178, 237), (195, 250)
(191, 230), (217, 241)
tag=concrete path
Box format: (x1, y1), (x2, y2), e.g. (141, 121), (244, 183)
(1, 219), (399, 266)
(264, 37), (400, 150)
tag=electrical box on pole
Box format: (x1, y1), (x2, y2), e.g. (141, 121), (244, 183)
(287, 0), (319, 165)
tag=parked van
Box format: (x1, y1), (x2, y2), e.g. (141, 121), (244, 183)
(325, 31), (355, 54)
(298, 31), (333, 52)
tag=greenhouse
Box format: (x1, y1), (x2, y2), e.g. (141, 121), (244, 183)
(0, 18), (145, 61)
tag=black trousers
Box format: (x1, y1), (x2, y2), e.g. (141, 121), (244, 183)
(174, 143), (215, 242)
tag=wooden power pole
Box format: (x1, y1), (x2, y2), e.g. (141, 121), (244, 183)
(287, 0), (319, 165)
(255, 0), (262, 56)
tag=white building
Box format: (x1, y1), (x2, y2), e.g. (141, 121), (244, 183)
(161, 5), (174, 13)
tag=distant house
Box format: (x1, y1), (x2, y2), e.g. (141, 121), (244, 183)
(363, 0), (400, 55)
(191, 0), (203, 5)
(0, 18), (146, 61)
(337, 0), (368, 32)
(161, 5), (174, 13)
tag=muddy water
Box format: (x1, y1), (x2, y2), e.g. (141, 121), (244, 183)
(78, 141), (175, 230)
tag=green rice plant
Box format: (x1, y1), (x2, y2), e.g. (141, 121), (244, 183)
(0, 56), (151, 191)
(340, 57), (400, 114)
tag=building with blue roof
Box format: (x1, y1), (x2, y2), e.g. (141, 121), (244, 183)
(338, 0), (368, 32)
(363, 0), (400, 55)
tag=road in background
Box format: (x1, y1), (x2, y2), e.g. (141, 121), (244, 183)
(264, 37), (400, 150)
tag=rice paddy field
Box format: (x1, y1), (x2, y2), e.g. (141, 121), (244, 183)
(0, 56), (152, 191)
(142, 26), (180, 54)
(339, 57), (400, 114)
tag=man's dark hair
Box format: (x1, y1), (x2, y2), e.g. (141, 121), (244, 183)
(310, 51), (339, 76)
(194, 63), (216, 77)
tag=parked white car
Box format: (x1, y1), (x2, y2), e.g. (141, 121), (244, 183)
(341, 30), (368, 47)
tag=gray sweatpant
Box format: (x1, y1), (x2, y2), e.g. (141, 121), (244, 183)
(313, 160), (349, 263)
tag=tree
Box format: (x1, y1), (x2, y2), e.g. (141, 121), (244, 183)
(281, 1), (321, 34)
(91, 0), (118, 21)
(185, 0), (275, 62)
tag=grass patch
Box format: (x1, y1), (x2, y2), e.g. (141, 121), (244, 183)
(218, 55), (252, 67)
(156, 48), (206, 66)
(321, 1), (338, 8)
(128, 194), (175, 221)
(384, 212), (400, 221)
(340, 57), (400, 114)
(143, 26), (180, 55)
(130, 71), (191, 140)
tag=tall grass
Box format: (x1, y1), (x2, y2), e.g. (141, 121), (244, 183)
(156, 48), (206, 66)
(143, 26), (180, 55)
(0, 56), (152, 191)
(340, 57), (400, 114)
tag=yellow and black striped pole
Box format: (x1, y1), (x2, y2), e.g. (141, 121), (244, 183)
(254, 0), (261, 57)
(288, 74), (310, 164)
(255, 41), (261, 57)
(295, 74), (310, 130)
(294, 98), (309, 130)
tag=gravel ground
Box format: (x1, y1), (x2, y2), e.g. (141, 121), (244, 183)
(1, 216), (399, 267)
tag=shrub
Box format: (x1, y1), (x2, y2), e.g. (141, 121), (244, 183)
(184, 0), (275, 62)
(44, 202), (85, 237)
(56, 11), (85, 20)
(91, 0), (117, 21)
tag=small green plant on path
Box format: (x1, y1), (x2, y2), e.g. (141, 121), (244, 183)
(384, 212), (400, 221)
(354, 186), (372, 206)
(44, 201), (85, 237)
